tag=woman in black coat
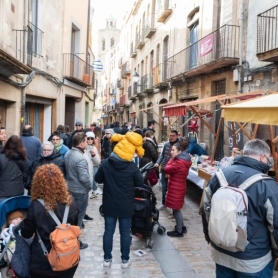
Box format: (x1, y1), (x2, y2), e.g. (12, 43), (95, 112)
(139, 130), (158, 168)
(18, 164), (79, 278)
(0, 135), (29, 202)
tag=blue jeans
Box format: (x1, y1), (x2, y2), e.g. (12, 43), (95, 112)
(216, 259), (274, 277)
(160, 171), (168, 205)
(92, 166), (99, 191)
(103, 216), (132, 261)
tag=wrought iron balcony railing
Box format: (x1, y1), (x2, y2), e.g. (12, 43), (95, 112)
(63, 53), (94, 86)
(144, 20), (156, 39)
(163, 24), (240, 80)
(137, 74), (154, 93)
(117, 78), (124, 89)
(120, 95), (126, 106)
(28, 21), (43, 57)
(156, 0), (172, 23)
(130, 42), (137, 58)
(121, 61), (131, 78)
(257, 5), (278, 62)
(136, 31), (145, 49)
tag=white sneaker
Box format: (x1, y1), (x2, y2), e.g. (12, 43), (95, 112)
(95, 188), (103, 195)
(103, 259), (112, 267)
(90, 192), (97, 199)
(121, 258), (131, 269)
(158, 205), (166, 211)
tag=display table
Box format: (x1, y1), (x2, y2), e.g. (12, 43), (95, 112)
(187, 168), (206, 189)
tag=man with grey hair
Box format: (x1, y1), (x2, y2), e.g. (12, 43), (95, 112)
(202, 139), (278, 277)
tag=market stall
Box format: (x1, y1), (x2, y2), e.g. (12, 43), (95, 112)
(221, 92), (278, 181)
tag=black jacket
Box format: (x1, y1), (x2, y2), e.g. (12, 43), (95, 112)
(0, 153), (29, 198)
(95, 156), (143, 217)
(101, 137), (112, 159)
(29, 150), (65, 182)
(142, 127), (158, 146)
(20, 200), (78, 275)
(140, 138), (158, 168)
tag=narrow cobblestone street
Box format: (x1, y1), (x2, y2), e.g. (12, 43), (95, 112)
(75, 182), (216, 277)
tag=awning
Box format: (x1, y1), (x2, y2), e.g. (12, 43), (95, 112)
(221, 93), (278, 125)
(164, 105), (187, 117)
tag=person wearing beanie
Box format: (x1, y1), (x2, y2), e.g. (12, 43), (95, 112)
(95, 132), (144, 269)
(68, 120), (84, 149)
(111, 132), (144, 162)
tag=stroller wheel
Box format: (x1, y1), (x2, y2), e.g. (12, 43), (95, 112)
(157, 226), (165, 235)
(99, 205), (104, 217)
(146, 238), (154, 249)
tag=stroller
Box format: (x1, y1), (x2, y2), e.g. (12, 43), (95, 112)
(0, 196), (31, 278)
(131, 162), (166, 249)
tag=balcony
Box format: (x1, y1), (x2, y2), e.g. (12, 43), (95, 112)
(130, 42), (137, 58)
(0, 27), (33, 77)
(63, 53), (94, 87)
(153, 63), (168, 87)
(128, 85), (137, 100)
(137, 74), (154, 94)
(144, 21), (156, 39)
(257, 5), (278, 62)
(117, 78), (124, 89)
(28, 21), (43, 58)
(118, 57), (123, 68)
(121, 61), (131, 79)
(120, 95), (126, 106)
(163, 24), (240, 81)
(156, 0), (172, 23)
(136, 32), (145, 50)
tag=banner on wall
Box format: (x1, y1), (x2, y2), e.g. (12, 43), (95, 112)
(200, 34), (213, 57)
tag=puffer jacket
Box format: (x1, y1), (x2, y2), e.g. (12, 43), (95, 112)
(29, 149), (65, 181)
(64, 147), (91, 194)
(111, 132), (144, 162)
(202, 155), (278, 273)
(140, 138), (158, 168)
(164, 151), (191, 210)
(0, 153), (29, 198)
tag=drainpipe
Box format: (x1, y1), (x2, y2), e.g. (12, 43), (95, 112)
(238, 2), (244, 93)
(86, 0), (90, 66)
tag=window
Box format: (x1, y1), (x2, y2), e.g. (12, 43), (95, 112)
(156, 44), (160, 66)
(163, 36), (169, 79)
(111, 38), (114, 47)
(102, 39), (105, 51)
(150, 50), (154, 75)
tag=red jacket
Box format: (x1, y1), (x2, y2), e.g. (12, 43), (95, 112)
(164, 152), (192, 210)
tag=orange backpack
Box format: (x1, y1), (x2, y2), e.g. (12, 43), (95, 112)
(37, 199), (81, 271)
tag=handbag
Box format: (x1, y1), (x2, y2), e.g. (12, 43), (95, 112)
(145, 168), (158, 186)
(11, 233), (33, 278)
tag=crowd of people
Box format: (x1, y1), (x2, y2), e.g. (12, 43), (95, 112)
(1, 120), (278, 277)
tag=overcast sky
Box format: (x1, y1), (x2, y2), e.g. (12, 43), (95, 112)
(92, 0), (133, 54)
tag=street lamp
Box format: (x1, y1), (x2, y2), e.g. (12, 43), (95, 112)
(133, 72), (140, 83)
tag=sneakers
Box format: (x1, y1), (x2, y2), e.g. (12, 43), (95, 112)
(103, 259), (112, 267)
(158, 204), (166, 211)
(175, 225), (187, 233)
(95, 188), (103, 195)
(121, 258), (131, 269)
(79, 240), (88, 249)
(83, 214), (93, 221)
(167, 230), (184, 237)
(90, 192), (97, 199)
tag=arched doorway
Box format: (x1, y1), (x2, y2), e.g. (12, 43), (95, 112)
(159, 98), (168, 142)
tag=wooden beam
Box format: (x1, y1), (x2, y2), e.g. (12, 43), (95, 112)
(273, 136), (278, 144)
(180, 114), (195, 129)
(236, 122), (252, 140)
(251, 124), (259, 139)
(190, 106), (216, 135)
(211, 116), (223, 162)
(231, 122), (237, 147)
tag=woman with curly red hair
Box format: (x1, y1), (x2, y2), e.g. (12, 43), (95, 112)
(18, 164), (79, 278)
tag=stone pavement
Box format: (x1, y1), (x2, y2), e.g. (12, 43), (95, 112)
(75, 182), (278, 278)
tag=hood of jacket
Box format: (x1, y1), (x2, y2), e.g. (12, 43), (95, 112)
(176, 151), (191, 162)
(233, 155), (270, 173)
(108, 155), (133, 170)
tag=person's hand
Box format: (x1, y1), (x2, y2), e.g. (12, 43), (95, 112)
(154, 163), (159, 168)
(90, 149), (96, 157)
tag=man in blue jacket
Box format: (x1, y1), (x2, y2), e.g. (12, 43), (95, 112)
(202, 139), (278, 277)
(95, 134), (143, 269)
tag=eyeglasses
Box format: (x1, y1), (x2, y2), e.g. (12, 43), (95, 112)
(261, 154), (272, 166)
(75, 124), (82, 127)
(51, 138), (60, 141)
(87, 137), (94, 140)
(43, 149), (52, 152)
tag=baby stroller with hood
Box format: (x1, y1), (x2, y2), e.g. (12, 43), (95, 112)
(131, 162), (166, 249)
(0, 196), (31, 278)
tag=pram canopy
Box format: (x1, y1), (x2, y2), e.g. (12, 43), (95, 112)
(0, 196), (31, 228)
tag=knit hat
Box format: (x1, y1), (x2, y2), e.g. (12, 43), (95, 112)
(75, 120), (83, 126)
(86, 131), (95, 138)
(111, 131), (145, 161)
(8, 211), (24, 223)
(105, 128), (115, 135)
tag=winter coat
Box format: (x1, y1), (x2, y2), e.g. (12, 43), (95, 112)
(0, 153), (29, 199)
(187, 139), (207, 156)
(164, 151), (192, 210)
(101, 136), (112, 159)
(53, 139), (69, 159)
(84, 145), (101, 183)
(95, 156), (143, 217)
(20, 200), (78, 276)
(21, 132), (42, 166)
(202, 155), (278, 273)
(140, 138), (158, 168)
(64, 147), (91, 194)
(142, 127), (158, 146)
(29, 149), (66, 182)
(111, 132), (144, 162)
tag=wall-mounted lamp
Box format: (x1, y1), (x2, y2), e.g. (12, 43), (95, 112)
(133, 72), (140, 83)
